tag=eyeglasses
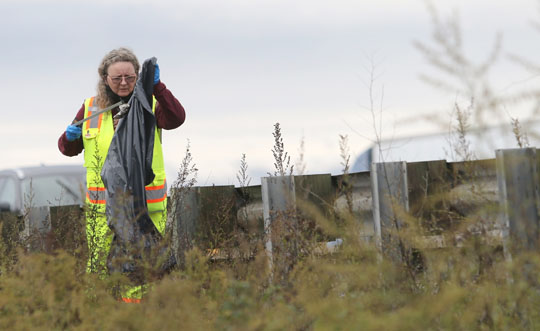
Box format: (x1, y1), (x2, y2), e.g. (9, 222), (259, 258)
(108, 75), (137, 84)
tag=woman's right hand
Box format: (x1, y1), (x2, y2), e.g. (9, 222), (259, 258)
(66, 124), (82, 141)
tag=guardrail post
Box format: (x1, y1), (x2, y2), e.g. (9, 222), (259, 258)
(261, 175), (297, 281)
(371, 161), (409, 263)
(496, 148), (540, 255)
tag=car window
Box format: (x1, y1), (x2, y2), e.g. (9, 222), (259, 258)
(0, 177), (17, 210)
(21, 175), (85, 208)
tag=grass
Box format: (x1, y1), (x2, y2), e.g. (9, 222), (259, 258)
(2, 205), (540, 330)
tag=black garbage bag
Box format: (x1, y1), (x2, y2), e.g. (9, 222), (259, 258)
(101, 57), (176, 283)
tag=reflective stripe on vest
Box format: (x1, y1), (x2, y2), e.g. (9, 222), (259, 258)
(82, 96), (167, 211)
(86, 184), (166, 205)
(85, 97), (103, 131)
(145, 182), (167, 203)
(86, 183), (167, 204)
(87, 186), (106, 204)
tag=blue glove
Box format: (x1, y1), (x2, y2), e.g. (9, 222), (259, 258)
(66, 125), (82, 142)
(154, 63), (160, 85)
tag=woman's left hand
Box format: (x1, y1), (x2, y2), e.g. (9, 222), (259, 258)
(154, 63), (160, 85)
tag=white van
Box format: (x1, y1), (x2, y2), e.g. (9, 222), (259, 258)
(0, 165), (86, 214)
(352, 121), (540, 172)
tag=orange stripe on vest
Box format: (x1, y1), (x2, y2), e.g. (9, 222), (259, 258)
(145, 183), (165, 191)
(88, 186), (106, 191)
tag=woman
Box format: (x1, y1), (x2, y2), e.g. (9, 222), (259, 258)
(58, 47), (185, 302)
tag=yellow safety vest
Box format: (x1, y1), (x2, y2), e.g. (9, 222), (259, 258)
(82, 96), (167, 215)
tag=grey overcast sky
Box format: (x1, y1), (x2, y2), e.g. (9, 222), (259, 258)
(1, 0), (540, 186)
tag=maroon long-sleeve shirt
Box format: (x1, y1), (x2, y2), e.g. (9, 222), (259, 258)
(58, 81), (185, 156)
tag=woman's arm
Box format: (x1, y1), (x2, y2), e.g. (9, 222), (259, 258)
(58, 104), (85, 156)
(153, 82), (186, 130)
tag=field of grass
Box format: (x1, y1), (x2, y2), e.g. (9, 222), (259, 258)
(2, 195), (540, 331)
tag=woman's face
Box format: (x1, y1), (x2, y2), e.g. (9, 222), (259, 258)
(105, 61), (137, 97)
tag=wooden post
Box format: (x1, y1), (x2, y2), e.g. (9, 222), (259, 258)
(261, 175), (296, 280)
(496, 148), (540, 254)
(371, 161), (409, 262)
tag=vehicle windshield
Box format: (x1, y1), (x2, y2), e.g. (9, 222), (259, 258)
(21, 175), (85, 208)
(0, 177), (17, 210)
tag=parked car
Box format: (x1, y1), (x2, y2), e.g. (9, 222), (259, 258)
(0, 165), (86, 214)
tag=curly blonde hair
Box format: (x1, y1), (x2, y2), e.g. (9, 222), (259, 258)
(96, 47), (140, 108)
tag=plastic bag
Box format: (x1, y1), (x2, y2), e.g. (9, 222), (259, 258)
(101, 57), (175, 282)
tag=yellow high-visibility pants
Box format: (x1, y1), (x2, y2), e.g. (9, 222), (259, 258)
(85, 205), (166, 301)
